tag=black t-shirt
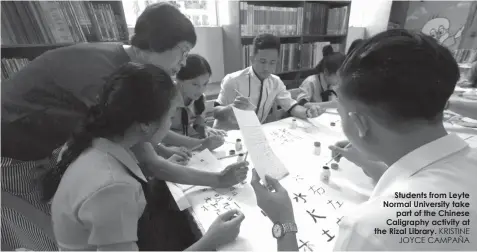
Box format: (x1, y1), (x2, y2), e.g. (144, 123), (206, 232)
(1, 42), (131, 160)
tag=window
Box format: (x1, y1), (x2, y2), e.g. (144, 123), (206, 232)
(122, 0), (218, 27)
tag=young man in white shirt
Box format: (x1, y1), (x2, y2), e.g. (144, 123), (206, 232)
(251, 29), (477, 250)
(213, 34), (321, 129)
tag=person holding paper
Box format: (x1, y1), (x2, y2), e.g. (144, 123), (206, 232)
(43, 63), (246, 251)
(171, 54), (227, 138)
(251, 29), (477, 251)
(213, 34), (322, 130)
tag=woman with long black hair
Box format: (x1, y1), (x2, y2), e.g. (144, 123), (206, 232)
(44, 63), (246, 251)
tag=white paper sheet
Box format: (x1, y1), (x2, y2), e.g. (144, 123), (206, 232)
(176, 149), (223, 191)
(232, 107), (289, 182)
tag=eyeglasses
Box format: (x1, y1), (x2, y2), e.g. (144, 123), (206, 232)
(176, 45), (190, 60)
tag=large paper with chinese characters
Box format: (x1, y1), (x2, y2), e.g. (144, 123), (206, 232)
(232, 107), (289, 183)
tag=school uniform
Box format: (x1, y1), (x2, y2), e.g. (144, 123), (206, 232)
(296, 73), (337, 104)
(170, 92), (207, 137)
(333, 134), (477, 250)
(51, 138), (201, 251)
(214, 66), (297, 128)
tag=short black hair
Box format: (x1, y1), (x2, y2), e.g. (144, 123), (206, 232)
(131, 2), (197, 52)
(253, 33), (280, 55)
(339, 29), (459, 125)
(176, 54), (212, 81)
(347, 39), (364, 56)
(316, 45), (345, 75)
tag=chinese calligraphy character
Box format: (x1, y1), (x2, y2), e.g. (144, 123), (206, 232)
(298, 239), (314, 251)
(204, 197), (212, 203)
(322, 229), (335, 242)
(337, 216), (343, 225)
(201, 205), (208, 212)
(306, 209), (326, 223)
(293, 193), (307, 203)
(309, 185), (325, 195)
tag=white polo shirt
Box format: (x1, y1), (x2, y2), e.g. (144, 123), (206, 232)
(215, 66), (297, 125)
(51, 138), (147, 250)
(334, 134), (477, 250)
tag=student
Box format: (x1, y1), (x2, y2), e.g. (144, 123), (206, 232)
(296, 45), (345, 109)
(42, 63), (246, 251)
(251, 29), (477, 250)
(213, 33), (321, 130)
(0, 3), (223, 250)
(173, 54), (227, 138)
(466, 60), (477, 88)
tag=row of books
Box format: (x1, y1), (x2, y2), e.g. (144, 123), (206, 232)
(1, 1), (127, 45)
(1, 58), (30, 80)
(239, 2), (349, 37)
(242, 42), (341, 73)
(240, 2), (303, 36)
(453, 49), (477, 64)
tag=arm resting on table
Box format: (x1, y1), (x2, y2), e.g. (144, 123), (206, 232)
(161, 130), (203, 148)
(448, 97), (477, 120)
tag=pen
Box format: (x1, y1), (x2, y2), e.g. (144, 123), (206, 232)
(234, 89), (257, 108)
(326, 143), (351, 165)
(243, 151), (249, 162)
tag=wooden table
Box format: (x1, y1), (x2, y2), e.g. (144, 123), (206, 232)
(183, 110), (477, 251)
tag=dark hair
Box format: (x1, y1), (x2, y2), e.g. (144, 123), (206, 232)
(316, 45), (346, 75)
(40, 62), (177, 201)
(347, 39), (364, 56)
(176, 54), (212, 81)
(131, 2), (197, 52)
(339, 29), (459, 125)
(253, 33), (280, 54)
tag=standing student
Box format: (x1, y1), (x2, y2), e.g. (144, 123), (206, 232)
(296, 45), (345, 109)
(44, 63), (246, 251)
(0, 3), (229, 250)
(173, 54), (227, 138)
(213, 33), (321, 130)
(251, 29), (477, 250)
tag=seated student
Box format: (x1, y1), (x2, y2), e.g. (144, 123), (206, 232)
(213, 34), (321, 130)
(251, 29), (477, 251)
(44, 63), (246, 251)
(296, 45), (345, 109)
(172, 54), (227, 138)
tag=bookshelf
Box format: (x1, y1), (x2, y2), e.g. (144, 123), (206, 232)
(1, 0), (129, 80)
(221, 0), (351, 89)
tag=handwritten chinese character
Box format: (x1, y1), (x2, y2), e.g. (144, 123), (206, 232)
(306, 209), (326, 223)
(322, 229), (335, 242)
(293, 193), (307, 203)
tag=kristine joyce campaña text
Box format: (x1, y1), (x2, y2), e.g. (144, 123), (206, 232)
(373, 191), (472, 245)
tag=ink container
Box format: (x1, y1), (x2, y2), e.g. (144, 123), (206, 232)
(237, 153), (245, 162)
(330, 122), (336, 127)
(235, 139), (243, 151)
(291, 119), (297, 129)
(330, 163), (339, 170)
(229, 150), (236, 156)
(314, 142), (321, 155)
(320, 166), (331, 183)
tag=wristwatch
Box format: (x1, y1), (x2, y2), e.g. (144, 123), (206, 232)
(272, 222), (298, 239)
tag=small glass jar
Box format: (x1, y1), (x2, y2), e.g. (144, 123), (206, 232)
(320, 166), (331, 183)
(237, 153), (245, 162)
(290, 118), (297, 129)
(235, 139), (243, 151)
(314, 141), (321, 155)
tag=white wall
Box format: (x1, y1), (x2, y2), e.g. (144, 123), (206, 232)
(349, 0), (393, 37)
(128, 27), (225, 83)
(190, 27), (225, 83)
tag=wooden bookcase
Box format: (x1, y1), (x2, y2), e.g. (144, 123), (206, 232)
(1, 0), (129, 80)
(221, 0), (351, 89)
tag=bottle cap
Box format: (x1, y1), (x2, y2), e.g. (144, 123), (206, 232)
(331, 163), (339, 170)
(292, 119), (296, 121)
(322, 166), (330, 170)
(238, 153), (244, 156)
(229, 150), (236, 155)
(314, 142), (321, 147)
(236, 139), (241, 142)
(330, 122), (336, 126)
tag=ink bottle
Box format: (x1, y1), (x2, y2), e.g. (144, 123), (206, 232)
(235, 139), (243, 151)
(314, 142), (321, 155)
(320, 166), (331, 183)
(237, 153), (244, 162)
(291, 119), (297, 129)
